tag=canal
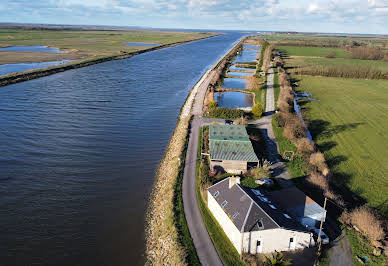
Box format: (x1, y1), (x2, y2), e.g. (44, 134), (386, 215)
(0, 31), (246, 265)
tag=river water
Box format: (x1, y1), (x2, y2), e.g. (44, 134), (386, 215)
(0, 31), (246, 265)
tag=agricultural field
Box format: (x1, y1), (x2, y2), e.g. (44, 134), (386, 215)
(294, 75), (388, 215)
(286, 56), (388, 72)
(0, 28), (215, 64)
(277, 45), (349, 57)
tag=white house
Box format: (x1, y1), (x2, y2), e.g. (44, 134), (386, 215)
(207, 177), (314, 254)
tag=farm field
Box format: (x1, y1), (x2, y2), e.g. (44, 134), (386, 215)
(0, 28), (215, 64)
(294, 75), (388, 215)
(277, 45), (349, 57)
(286, 56), (388, 71)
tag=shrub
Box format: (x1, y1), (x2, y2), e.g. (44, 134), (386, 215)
(344, 206), (385, 244)
(307, 171), (328, 190)
(248, 166), (271, 180)
(207, 107), (245, 119)
(252, 103), (263, 117)
(295, 138), (314, 156)
(208, 100), (218, 109)
(326, 51), (336, 58)
(309, 152), (329, 176)
(246, 76), (260, 90)
(348, 46), (385, 60)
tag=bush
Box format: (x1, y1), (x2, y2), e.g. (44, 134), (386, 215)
(309, 152), (329, 176)
(235, 116), (247, 125)
(342, 206), (385, 244)
(248, 166), (271, 179)
(326, 51), (336, 58)
(252, 103), (263, 117)
(307, 171), (328, 190)
(207, 107), (245, 119)
(208, 100), (218, 109)
(349, 46), (385, 60)
(295, 138), (314, 156)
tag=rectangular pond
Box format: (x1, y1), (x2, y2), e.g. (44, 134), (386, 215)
(229, 64), (255, 72)
(233, 49), (259, 63)
(0, 60), (72, 76)
(221, 78), (247, 90)
(227, 71), (253, 77)
(0, 45), (67, 53)
(215, 91), (254, 108)
(243, 45), (261, 50)
(126, 42), (158, 46)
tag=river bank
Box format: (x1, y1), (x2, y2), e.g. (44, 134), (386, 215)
(0, 34), (219, 87)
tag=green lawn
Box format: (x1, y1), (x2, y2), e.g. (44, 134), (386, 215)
(286, 56), (388, 71)
(277, 45), (349, 58)
(295, 76), (388, 215)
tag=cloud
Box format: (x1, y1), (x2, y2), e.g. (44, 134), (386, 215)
(0, 0), (386, 34)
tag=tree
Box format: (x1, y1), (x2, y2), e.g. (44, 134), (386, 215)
(252, 103), (263, 117)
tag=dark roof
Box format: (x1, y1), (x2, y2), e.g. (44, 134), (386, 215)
(208, 177), (309, 233)
(270, 187), (326, 218)
(209, 125), (258, 162)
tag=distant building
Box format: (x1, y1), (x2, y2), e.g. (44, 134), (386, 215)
(208, 124), (258, 174)
(207, 177), (313, 254)
(270, 187), (326, 228)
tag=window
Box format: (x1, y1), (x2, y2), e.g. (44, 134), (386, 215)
(269, 204), (276, 209)
(257, 240), (261, 246)
(221, 200), (228, 207)
(214, 191), (219, 198)
(257, 219), (264, 230)
(232, 212), (239, 219)
(283, 213), (291, 219)
(290, 237), (294, 243)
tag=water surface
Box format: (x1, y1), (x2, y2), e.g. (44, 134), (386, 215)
(0, 31), (246, 266)
(227, 71), (253, 77)
(221, 78), (247, 90)
(0, 45), (67, 53)
(233, 49), (259, 63)
(243, 44), (261, 50)
(0, 60), (72, 76)
(215, 91), (253, 108)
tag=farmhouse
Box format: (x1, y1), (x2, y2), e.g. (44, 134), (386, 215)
(270, 187), (326, 228)
(209, 124), (258, 174)
(207, 177), (313, 254)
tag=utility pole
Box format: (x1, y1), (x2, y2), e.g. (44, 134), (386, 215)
(317, 197), (327, 256)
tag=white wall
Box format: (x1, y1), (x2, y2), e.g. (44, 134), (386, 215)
(207, 191), (242, 253)
(242, 228), (312, 254)
(210, 160), (247, 174)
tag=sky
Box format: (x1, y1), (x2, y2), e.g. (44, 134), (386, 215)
(0, 0), (387, 34)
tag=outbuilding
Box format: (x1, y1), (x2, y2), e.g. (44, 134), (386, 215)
(209, 124), (258, 174)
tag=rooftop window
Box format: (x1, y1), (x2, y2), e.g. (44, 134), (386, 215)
(232, 212), (239, 219)
(257, 219), (264, 230)
(269, 204), (276, 209)
(214, 191), (220, 198)
(221, 200), (228, 207)
(283, 213), (291, 219)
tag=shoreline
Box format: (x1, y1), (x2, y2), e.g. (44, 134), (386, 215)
(0, 34), (220, 87)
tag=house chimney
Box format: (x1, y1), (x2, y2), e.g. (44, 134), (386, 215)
(229, 176), (241, 189)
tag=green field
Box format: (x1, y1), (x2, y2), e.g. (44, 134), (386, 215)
(0, 28), (215, 64)
(277, 45), (349, 58)
(295, 75), (388, 214)
(286, 56), (388, 71)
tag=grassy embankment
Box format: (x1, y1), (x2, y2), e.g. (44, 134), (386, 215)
(146, 116), (196, 265)
(274, 42), (388, 265)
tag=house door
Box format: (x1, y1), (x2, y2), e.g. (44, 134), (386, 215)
(256, 239), (263, 253)
(289, 236), (296, 249)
